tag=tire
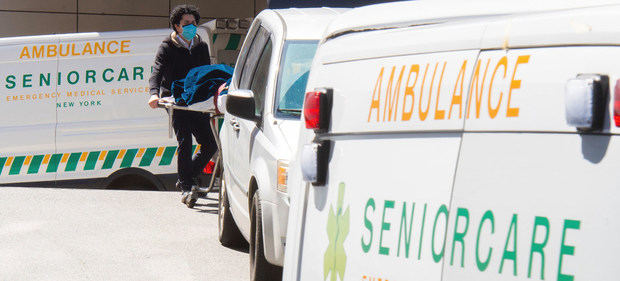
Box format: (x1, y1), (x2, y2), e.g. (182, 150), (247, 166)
(250, 192), (283, 281)
(218, 174), (246, 248)
(186, 197), (197, 208)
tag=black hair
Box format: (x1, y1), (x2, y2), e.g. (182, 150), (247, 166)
(169, 4), (201, 28)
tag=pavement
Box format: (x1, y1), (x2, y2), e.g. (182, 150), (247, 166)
(0, 187), (249, 281)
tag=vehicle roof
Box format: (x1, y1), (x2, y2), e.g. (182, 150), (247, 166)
(0, 18), (240, 45)
(259, 8), (349, 40)
(323, 0), (620, 40)
(0, 29), (172, 46)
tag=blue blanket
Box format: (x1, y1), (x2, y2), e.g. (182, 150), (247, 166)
(171, 64), (234, 106)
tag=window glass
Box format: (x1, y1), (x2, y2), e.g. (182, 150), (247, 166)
(233, 26), (258, 87)
(249, 39), (273, 117)
(240, 27), (270, 89)
(274, 41), (318, 118)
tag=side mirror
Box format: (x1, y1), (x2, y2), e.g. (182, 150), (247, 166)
(226, 89), (257, 121)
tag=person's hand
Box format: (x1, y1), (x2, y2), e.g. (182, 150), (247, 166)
(148, 95), (160, 109)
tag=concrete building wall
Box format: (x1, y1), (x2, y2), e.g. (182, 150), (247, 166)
(0, 0), (266, 38)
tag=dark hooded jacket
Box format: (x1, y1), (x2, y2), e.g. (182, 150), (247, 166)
(149, 33), (211, 98)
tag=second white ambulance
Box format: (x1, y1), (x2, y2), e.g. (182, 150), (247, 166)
(0, 20), (249, 190)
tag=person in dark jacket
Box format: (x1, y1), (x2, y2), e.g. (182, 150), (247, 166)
(148, 4), (217, 202)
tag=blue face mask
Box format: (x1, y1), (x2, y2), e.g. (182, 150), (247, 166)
(181, 24), (197, 40)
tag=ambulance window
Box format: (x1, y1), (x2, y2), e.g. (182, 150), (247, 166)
(239, 27), (270, 90)
(274, 40), (318, 119)
(249, 39), (273, 118)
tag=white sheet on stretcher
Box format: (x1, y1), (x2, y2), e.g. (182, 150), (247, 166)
(160, 94), (228, 114)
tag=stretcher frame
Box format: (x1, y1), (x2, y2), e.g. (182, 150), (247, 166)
(158, 100), (223, 196)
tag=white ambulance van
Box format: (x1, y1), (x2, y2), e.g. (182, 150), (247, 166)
(284, 1), (620, 280)
(0, 20), (249, 190)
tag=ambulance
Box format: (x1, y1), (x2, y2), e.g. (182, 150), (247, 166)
(0, 19), (249, 190)
(284, 1), (620, 280)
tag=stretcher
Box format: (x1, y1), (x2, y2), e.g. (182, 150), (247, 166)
(158, 97), (224, 208)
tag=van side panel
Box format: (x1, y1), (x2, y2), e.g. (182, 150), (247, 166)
(0, 43), (58, 183)
(296, 24), (484, 280)
(54, 35), (175, 182)
(289, 18), (495, 280)
(298, 134), (462, 281)
(0, 33), (179, 187)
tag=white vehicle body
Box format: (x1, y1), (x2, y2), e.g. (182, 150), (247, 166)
(220, 7), (346, 269)
(0, 21), (248, 190)
(285, 1), (620, 280)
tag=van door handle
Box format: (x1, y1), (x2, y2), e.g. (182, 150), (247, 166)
(230, 119), (240, 131)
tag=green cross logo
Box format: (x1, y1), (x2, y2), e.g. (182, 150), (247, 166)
(324, 182), (350, 281)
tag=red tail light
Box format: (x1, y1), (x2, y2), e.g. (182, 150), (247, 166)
(304, 91), (321, 129)
(304, 89), (332, 131)
(615, 79), (620, 127)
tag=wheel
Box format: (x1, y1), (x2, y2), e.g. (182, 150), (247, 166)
(250, 192), (282, 281)
(218, 173), (246, 247)
(181, 193), (189, 204)
(186, 187), (200, 208)
(186, 197), (197, 208)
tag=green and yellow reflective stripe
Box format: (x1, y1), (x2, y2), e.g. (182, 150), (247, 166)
(212, 34), (218, 44)
(46, 154), (62, 173)
(0, 145), (201, 176)
(0, 157), (6, 175)
(64, 152), (82, 172)
(120, 148), (138, 168)
(139, 147), (158, 167)
(27, 155), (45, 174)
(84, 151), (100, 171)
(9, 156), (26, 175)
(159, 146), (177, 166)
(102, 150), (120, 170)
(225, 34), (241, 50)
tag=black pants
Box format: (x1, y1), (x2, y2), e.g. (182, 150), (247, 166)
(172, 110), (217, 191)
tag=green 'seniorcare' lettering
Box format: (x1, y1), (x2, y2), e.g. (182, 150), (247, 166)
(23, 74), (32, 87)
(2, 66), (146, 90)
(397, 202), (415, 258)
(450, 207), (470, 267)
(379, 200), (395, 256)
(558, 219), (580, 281)
(476, 210), (495, 272)
(529, 216), (550, 279)
(499, 214), (518, 276)
(417, 203), (427, 260)
(357, 199), (581, 280)
(5, 75), (16, 89)
(431, 204), (449, 263)
(40, 73), (50, 86)
(361, 198), (375, 253)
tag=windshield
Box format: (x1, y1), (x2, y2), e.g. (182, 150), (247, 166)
(274, 40), (318, 118)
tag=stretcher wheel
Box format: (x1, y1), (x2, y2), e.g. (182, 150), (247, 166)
(186, 197), (197, 208)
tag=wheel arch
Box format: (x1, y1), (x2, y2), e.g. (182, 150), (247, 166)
(105, 167), (166, 191)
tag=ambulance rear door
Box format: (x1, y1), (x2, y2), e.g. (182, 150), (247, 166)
(444, 4), (620, 281)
